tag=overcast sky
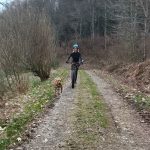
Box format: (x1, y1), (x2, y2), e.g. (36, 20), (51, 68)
(0, 0), (13, 10)
(0, 0), (13, 3)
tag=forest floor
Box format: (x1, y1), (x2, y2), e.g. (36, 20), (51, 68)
(13, 69), (150, 150)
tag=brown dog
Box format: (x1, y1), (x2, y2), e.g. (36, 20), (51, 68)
(53, 77), (63, 96)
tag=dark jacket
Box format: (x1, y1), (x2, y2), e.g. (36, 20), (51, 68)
(67, 52), (83, 63)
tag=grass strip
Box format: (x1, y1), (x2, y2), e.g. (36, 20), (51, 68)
(68, 70), (108, 149)
(0, 68), (68, 150)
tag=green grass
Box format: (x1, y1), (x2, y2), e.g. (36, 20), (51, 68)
(134, 93), (150, 110)
(31, 79), (41, 88)
(69, 70), (108, 148)
(0, 68), (68, 150)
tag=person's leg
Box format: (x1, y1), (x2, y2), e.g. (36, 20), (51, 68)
(75, 68), (79, 83)
(71, 65), (74, 83)
(71, 70), (75, 88)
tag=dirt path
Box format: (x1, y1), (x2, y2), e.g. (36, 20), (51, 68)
(16, 70), (150, 150)
(21, 79), (77, 150)
(87, 70), (150, 150)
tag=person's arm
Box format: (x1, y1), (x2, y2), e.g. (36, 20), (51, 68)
(79, 53), (84, 64)
(66, 53), (72, 63)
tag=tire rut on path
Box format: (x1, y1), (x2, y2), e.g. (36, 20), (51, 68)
(87, 70), (150, 150)
(22, 79), (77, 150)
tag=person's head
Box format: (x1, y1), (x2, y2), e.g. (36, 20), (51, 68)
(73, 44), (79, 52)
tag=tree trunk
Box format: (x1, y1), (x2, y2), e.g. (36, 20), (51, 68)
(143, 18), (147, 61)
(104, 1), (107, 51)
(92, 6), (95, 40)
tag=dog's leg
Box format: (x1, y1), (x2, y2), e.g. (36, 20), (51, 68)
(58, 89), (60, 95)
(61, 85), (63, 93)
(55, 88), (57, 96)
(57, 89), (59, 96)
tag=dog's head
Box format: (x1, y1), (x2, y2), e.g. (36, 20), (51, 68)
(53, 77), (62, 85)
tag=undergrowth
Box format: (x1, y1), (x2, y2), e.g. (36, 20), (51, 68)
(0, 69), (68, 150)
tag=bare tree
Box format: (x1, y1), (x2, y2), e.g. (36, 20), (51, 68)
(0, 0), (56, 85)
(138, 0), (150, 61)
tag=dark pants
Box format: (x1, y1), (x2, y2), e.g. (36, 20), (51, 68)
(71, 64), (79, 83)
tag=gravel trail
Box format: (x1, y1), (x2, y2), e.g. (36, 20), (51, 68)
(22, 79), (77, 150)
(87, 70), (150, 150)
(17, 70), (150, 150)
